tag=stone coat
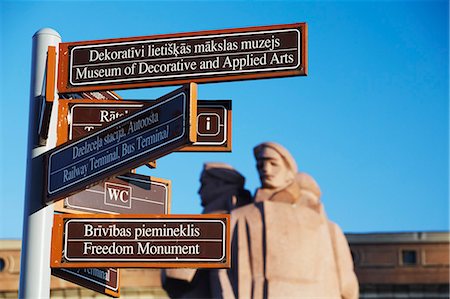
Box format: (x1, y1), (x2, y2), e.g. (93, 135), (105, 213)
(217, 198), (359, 299)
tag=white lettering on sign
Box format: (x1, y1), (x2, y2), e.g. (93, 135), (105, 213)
(82, 268), (110, 282)
(133, 223), (201, 240)
(83, 224), (132, 238)
(75, 67), (122, 80)
(89, 147), (121, 171)
(222, 53), (268, 71)
(104, 182), (132, 209)
(136, 125), (169, 150)
(79, 223), (203, 257)
(63, 164), (88, 183)
(100, 110), (129, 123)
(107, 188), (129, 203)
(68, 27), (303, 89)
(137, 243), (200, 255)
(72, 136), (104, 159)
(127, 112), (159, 133)
(89, 46), (146, 62)
(83, 242), (134, 255)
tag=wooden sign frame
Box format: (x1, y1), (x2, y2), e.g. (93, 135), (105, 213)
(56, 99), (232, 152)
(180, 100), (232, 152)
(54, 173), (171, 215)
(51, 214), (230, 268)
(58, 23), (307, 92)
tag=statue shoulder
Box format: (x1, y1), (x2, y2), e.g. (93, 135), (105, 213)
(231, 202), (259, 217)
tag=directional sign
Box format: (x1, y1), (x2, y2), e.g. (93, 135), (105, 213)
(54, 172), (170, 215)
(56, 96), (156, 168)
(58, 23), (307, 92)
(51, 214), (230, 268)
(44, 83), (197, 204)
(57, 99), (231, 151)
(52, 268), (120, 297)
(56, 99), (144, 145)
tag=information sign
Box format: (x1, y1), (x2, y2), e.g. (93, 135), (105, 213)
(51, 214), (230, 268)
(44, 83), (197, 204)
(54, 172), (170, 215)
(57, 99), (231, 151)
(58, 23), (307, 92)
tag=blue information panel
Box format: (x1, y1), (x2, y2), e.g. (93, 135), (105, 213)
(45, 84), (196, 204)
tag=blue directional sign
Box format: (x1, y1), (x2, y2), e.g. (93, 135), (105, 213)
(44, 84), (197, 204)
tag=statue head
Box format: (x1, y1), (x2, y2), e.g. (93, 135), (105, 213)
(198, 162), (249, 213)
(296, 172), (322, 212)
(253, 142), (297, 191)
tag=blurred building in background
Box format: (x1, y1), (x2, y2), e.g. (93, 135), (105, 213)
(348, 232), (449, 298)
(1, 232), (448, 298)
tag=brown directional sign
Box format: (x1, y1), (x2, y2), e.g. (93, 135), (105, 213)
(54, 172), (171, 215)
(44, 83), (197, 204)
(51, 214), (230, 268)
(57, 99), (232, 151)
(58, 23), (307, 92)
(59, 91), (157, 168)
(51, 268), (119, 297)
(56, 99), (144, 145)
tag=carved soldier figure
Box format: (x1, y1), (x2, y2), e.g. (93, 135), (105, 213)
(219, 142), (358, 299)
(162, 163), (251, 298)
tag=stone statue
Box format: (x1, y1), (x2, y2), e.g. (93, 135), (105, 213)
(217, 142), (358, 299)
(162, 163), (251, 298)
(198, 162), (252, 213)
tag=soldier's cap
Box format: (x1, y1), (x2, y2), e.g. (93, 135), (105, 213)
(201, 162), (245, 186)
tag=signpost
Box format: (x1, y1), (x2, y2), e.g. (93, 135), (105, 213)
(54, 172), (170, 215)
(44, 83), (197, 204)
(51, 214), (230, 268)
(58, 23), (307, 92)
(57, 99), (232, 151)
(20, 23), (307, 298)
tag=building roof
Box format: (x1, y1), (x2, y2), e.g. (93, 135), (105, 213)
(345, 231), (450, 244)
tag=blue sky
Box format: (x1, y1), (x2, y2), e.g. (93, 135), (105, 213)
(0, 0), (448, 239)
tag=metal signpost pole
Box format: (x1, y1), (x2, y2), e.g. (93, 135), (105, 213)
(19, 28), (61, 298)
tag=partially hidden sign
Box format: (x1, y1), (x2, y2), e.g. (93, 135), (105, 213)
(51, 268), (119, 297)
(182, 100), (231, 152)
(44, 83), (197, 204)
(58, 23), (307, 92)
(60, 90), (122, 100)
(51, 214), (230, 268)
(58, 93), (158, 168)
(54, 172), (171, 215)
(57, 99), (231, 151)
